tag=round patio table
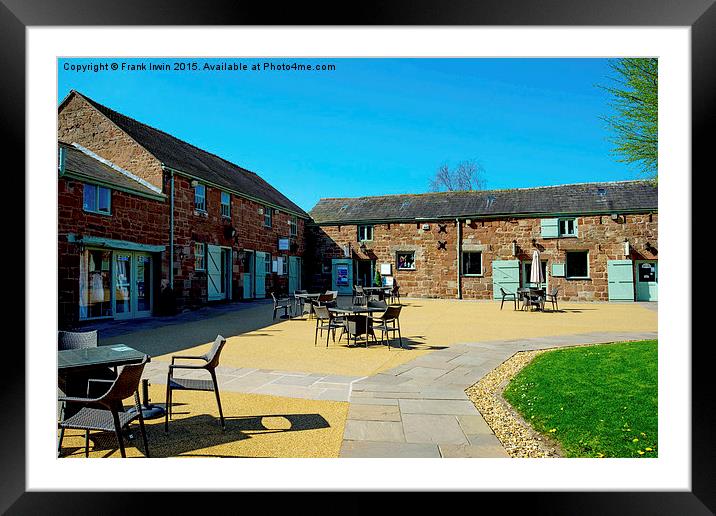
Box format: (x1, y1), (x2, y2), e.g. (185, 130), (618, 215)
(329, 305), (385, 347)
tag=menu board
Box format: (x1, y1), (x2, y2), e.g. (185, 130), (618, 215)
(336, 265), (349, 286)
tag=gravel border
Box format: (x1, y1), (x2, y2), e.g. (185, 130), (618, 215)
(465, 350), (563, 458)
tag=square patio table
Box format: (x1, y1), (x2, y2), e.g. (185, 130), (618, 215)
(294, 292), (322, 317)
(329, 306), (385, 347)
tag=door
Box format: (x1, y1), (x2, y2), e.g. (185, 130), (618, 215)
(255, 251), (267, 298)
(607, 260), (635, 301)
(114, 252), (133, 319)
(492, 259), (520, 299)
(332, 258), (353, 295)
(356, 260), (374, 287)
(243, 250), (254, 299)
(635, 261), (658, 301)
(134, 253), (153, 317)
(207, 244), (223, 301)
(288, 256), (300, 294)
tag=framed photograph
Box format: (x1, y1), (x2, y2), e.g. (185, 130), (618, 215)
(7, 0), (709, 512)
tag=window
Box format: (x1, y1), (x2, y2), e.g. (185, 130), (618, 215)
(357, 225), (374, 242)
(194, 183), (206, 212)
(265, 253), (272, 274)
(396, 251), (415, 270)
(289, 215), (298, 237)
(220, 191), (231, 218)
(264, 206), (273, 227)
(194, 242), (206, 271)
(566, 251), (589, 278)
(83, 183), (111, 214)
(559, 218), (577, 237)
(282, 255), (289, 276)
(462, 251), (482, 276)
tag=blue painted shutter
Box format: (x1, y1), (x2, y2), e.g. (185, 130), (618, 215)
(540, 218), (560, 238)
(255, 252), (266, 297)
(551, 263), (565, 277)
(207, 245), (222, 301)
(607, 260), (634, 301)
(492, 260), (521, 299)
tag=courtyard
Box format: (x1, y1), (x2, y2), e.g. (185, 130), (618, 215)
(59, 298), (658, 458)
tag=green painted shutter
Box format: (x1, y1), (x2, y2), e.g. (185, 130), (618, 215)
(552, 263), (565, 277)
(607, 260), (634, 301)
(288, 256), (299, 293)
(492, 260), (520, 299)
(255, 252), (266, 298)
(540, 218), (560, 238)
(207, 245), (222, 301)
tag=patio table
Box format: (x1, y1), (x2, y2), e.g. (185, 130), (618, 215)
(329, 305), (385, 347)
(58, 344), (164, 419)
(294, 292), (321, 318)
(518, 287), (546, 311)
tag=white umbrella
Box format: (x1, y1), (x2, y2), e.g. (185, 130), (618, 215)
(530, 249), (544, 288)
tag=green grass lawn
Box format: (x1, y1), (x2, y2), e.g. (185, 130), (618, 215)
(503, 340), (657, 458)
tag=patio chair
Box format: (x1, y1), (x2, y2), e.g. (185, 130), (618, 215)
(57, 355), (150, 458)
(313, 305), (345, 346)
(293, 289), (308, 316)
(271, 292), (293, 320)
(368, 299), (388, 310)
(314, 293), (336, 309)
(57, 330), (116, 452)
(369, 305), (404, 350)
(353, 285), (366, 306)
(545, 287), (560, 311)
(391, 285), (401, 305)
(325, 290), (338, 301)
(164, 335), (227, 432)
(499, 288), (518, 311)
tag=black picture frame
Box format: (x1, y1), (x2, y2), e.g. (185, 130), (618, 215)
(3, 0), (709, 513)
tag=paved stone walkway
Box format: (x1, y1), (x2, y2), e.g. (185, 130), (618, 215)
(139, 329), (657, 458)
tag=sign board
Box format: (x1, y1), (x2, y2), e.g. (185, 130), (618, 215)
(336, 264), (350, 286)
(380, 263), (392, 275)
(382, 275), (394, 287)
(272, 260), (278, 273)
(276, 257), (284, 276)
(278, 238), (290, 251)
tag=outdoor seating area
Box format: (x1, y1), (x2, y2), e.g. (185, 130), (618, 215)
(58, 297), (657, 458)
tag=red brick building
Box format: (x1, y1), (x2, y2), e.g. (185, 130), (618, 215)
(58, 91), (309, 327)
(308, 182), (658, 302)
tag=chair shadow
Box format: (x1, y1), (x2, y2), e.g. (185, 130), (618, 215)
(60, 412), (332, 458)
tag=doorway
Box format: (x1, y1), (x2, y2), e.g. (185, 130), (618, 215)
(355, 260), (374, 287)
(207, 245), (232, 301)
(242, 250), (254, 299)
(521, 260), (548, 290)
(635, 261), (658, 301)
(113, 251), (153, 320)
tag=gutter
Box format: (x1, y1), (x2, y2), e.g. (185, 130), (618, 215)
(169, 169), (175, 289)
(456, 218), (462, 300)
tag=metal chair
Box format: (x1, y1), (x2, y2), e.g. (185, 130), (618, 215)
(370, 305), (404, 350)
(313, 305), (345, 346)
(271, 292), (293, 320)
(353, 285), (366, 306)
(499, 288), (518, 310)
(391, 285), (401, 305)
(165, 335), (227, 432)
(58, 356), (150, 458)
(545, 287), (560, 311)
(293, 289), (308, 316)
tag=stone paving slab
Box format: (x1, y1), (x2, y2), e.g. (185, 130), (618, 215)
(398, 399), (478, 416)
(402, 414), (470, 445)
(439, 442), (510, 458)
(348, 404), (402, 422)
(340, 441), (441, 458)
(343, 420), (405, 442)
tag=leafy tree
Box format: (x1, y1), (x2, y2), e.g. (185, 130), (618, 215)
(374, 266), (382, 287)
(599, 58), (658, 180)
(429, 160), (486, 192)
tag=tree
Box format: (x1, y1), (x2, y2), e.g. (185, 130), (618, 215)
(374, 266), (382, 287)
(599, 58), (658, 180)
(429, 160), (486, 192)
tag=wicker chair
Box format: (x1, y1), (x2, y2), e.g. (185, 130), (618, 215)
(57, 355), (150, 458)
(368, 299), (388, 310)
(293, 289), (308, 316)
(370, 305), (404, 350)
(545, 287), (560, 311)
(164, 335), (227, 432)
(313, 305), (345, 346)
(57, 330), (115, 453)
(499, 287), (518, 310)
(391, 285), (401, 305)
(271, 292), (293, 320)
(353, 285), (366, 306)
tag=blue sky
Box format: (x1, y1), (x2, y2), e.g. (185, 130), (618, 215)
(58, 58), (634, 212)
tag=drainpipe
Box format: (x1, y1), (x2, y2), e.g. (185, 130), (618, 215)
(169, 169), (175, 289)
(456, 218), (462, 299)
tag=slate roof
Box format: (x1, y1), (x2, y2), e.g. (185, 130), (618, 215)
(65, 91), (308, 217)
(59, 141), (164, 198)
(309, 181), (658, 224)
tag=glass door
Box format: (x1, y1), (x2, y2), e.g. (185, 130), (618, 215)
(135, 253), (153, 317)
(114, 252), (132, 319)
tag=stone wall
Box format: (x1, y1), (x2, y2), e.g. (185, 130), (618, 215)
(57, 177), (169, 328)
(309, 213), (658, 301)
(58, 94), (165, 188)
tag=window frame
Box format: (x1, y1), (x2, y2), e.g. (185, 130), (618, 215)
(194, 183), (207, 213)
(558, 217), (578, 237)
(82, 183), (112, 215)
(462, 251), (483, 276)
(357, 224), (374, 242)
(263, 206), (273, 227)
(289, 215), (298, 237)
(565, 250), (590, 279)
(220, 191), (231, 218)
(396, 251), (416, 271)
(265, 252), (273, 274)
(194, 242), (206, 272)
